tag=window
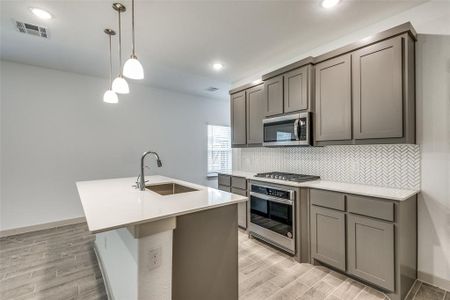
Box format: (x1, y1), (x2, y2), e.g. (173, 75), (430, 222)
(207, 125), (232, 176)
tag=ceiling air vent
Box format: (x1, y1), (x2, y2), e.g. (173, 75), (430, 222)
(206, 87), (219, 92)
(15, 21), (48, 38)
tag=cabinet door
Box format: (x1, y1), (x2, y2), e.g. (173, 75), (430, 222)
(237, 202), (247, 229)
(284, 66), (309, 113)
(218, 185), (231, 192)
(230, 91), (246, 146)
(315, 54), (352, 141)
(352, 36), (403, 140)
(231, 187), (248, 229)
(263, 75), (284, 117)
(246, 85), (264, 145)
(347, 214), (395, 291)
(311, 205), (346, 271)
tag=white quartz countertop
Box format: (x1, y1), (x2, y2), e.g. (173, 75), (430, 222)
(218, 171), (419, 201)
(76, 175), (247, 233)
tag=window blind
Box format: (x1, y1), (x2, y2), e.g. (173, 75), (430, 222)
(207, 125), (232, 175)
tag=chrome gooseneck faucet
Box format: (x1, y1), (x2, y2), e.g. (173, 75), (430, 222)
(137, 151), (162, 190)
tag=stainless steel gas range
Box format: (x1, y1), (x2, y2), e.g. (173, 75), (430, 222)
(248, 172), (319, 256)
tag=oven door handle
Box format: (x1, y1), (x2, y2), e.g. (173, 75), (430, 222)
(250, 192), (294, 206)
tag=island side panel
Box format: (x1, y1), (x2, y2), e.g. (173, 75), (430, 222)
(95, 228), (139, 299)
(172, 204), (239, 300)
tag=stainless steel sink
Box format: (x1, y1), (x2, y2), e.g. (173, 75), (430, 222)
(145, 183), (198, 196)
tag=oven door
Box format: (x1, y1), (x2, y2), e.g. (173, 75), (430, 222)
(263, 112), (310, 146)
(249, 193), (295, 253)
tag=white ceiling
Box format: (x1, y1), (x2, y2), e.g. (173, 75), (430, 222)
(1, 0), (426, 99)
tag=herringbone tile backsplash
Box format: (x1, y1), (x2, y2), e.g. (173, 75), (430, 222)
(233, 145), (420, 190)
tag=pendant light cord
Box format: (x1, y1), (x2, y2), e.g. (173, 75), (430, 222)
(109, 34), (113, 86)
(132, 0), (135, 57)
(118, 9), (123, 75)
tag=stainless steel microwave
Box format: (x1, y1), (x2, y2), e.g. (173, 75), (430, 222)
(263, 112), (311, 146)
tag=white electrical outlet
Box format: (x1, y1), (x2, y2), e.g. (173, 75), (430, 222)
(147, 247), (162, 271)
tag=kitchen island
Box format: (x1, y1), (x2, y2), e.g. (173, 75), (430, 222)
(76, 175), (247, 300)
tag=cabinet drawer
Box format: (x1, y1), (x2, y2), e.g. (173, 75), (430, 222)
(310, 189), (346, 211)
(231, 187), (247, 196)
(231, 176), (247, 190)
(218, 185), (231, 192)
(218, 174), (231, 187)
(347, 195), (394, 222)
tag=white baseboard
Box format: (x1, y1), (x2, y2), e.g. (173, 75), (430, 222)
(0, 217), (86, 238)
(418, 270), (450, 291)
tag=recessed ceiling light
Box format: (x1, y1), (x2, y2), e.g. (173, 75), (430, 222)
(30, 8), (52, 20)
(212, 63), (223, 71)
(321, 0), (340, 9)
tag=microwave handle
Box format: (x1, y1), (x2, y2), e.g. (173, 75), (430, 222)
(293, 119), (300, 141)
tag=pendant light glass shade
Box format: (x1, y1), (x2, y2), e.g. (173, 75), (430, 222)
(112, 75), (129, 94)
(123, 56), (144, 79)
(103, 89), (118, 103)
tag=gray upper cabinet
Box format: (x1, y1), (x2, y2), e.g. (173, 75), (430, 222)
(283, 66), (309, 113)
(315, 54), (352, 142)
(232, 24), (416, 147)
(246, 84), (264, 145)
(230, 91), (246, 146)
(263, 75), (284, 117)
(352, 36), (403, 140)
(311, 205), (346, 271)
(347, 214), (395, 291)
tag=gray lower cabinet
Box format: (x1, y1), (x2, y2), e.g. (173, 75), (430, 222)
(231, 188), (247, 229)
(352, 36), (403, 140)
(218, 184), (231, 193)
(246, 84), (264, 145)
(230, 91), (246, 146)
(315, 54), (352, 142)
(217, 174), (248, 229)
(283, 66), (310, 113)
(311, 205), (346, 271)
(347, 214), (395, 291)
(263, 75), (284, 117)
(309, 189), (417, 300)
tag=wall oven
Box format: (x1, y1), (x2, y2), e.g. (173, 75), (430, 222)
(263, 112), (311, 146)
(248, 182), (295, 254)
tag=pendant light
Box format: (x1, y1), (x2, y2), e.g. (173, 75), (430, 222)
(123, 0), (144, 80)
(103, 29), (119, 104)
(111, 3), (129, 94)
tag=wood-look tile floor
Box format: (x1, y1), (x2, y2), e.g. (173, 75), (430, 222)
(238, 230), (449, 300)
(1, 223), (448, 300)
(0, 223), (106, 300)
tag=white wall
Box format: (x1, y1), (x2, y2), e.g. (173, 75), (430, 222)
(0, 61), (229, 231)
(416, 34), (450, 290)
